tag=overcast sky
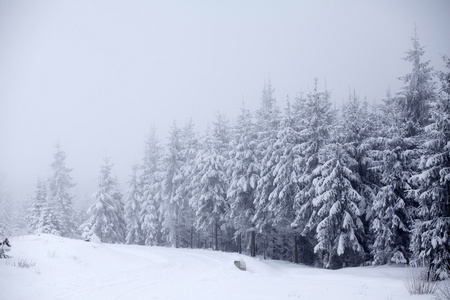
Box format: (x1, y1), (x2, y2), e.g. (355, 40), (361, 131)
(1, 0), (449, 205)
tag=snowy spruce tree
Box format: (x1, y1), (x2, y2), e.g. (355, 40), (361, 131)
(81, 158), (126, 243)
(409, 56), (450, 280)
(48, 142), (76, 237)
(309, 142), (365, 269)
(370, 92), (413, 265)
(398, 28), (434, 137)
(173, 120), (199, 248)
(190, 119), (229, 251)
(226, 105), (259, 254)
(140, 128), (163, 246)
(160, 123), (184, 247)
(28, 179), (59, 235)
(340, 93), (377, 258)
(125, 165), (143, 245)
(291, 79), (335, 256)
(253, 80), (281, 257)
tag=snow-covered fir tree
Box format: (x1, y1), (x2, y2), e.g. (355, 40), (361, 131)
(190, 123), (229, 251)
(28, 179), (59, 235)
(398, 28), (435, 136)
(80, 158), (126, 243)
(125, 165), (143, 245)
(309, 142), (365, 269)
(340, 92), (377, 259)
(174, 120), (199, 248)
(253, 80), (281, 257)
(291, 79), (335, 253)
(370, 92), (413, 265)
(226, 105), (259, 254)
(409, 56), (450, 280)
(140, 128), (163, 246)
(0, 183), (14, 236)
(48, 142), (76, 237)
(160, 123), (184, 247)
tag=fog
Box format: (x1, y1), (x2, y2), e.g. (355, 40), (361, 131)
(1, 0), (449, 205)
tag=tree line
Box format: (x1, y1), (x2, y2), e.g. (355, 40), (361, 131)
(24, 32), (449, 279)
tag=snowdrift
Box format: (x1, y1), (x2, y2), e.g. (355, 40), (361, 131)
(0, 234), (432, 300)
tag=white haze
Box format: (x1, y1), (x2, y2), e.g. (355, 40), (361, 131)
(0, 0), (449, 205)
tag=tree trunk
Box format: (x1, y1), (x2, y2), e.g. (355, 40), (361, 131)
(251, 231), (256, 257)
(214, 223), (218, 251)
(190, 226), (194, 249)
(237, 233), (242, 254)
(294, 234), (298, 264)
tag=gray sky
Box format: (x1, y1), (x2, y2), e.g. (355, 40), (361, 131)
(1, 0), (449, 205)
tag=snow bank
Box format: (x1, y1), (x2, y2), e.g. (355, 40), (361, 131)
(0, 234), (433, 300)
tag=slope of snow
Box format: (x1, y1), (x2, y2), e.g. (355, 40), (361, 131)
(1, 234), (433, 300)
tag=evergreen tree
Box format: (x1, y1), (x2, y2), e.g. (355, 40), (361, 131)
(340, 92), (377, 259)
(309, 142), (365, 269)
(125, 165), (143, 245)
(409, 56), (450, 280)
(226, 105), (259, 254)
(140, 128), (163, 246)
(370, 93), (413, 265)
(292, 79), (334, 253)
(28, 180), (59, 235)
(253, 80), (281, 257)
(0, 184), (13, 236)
(398, 28), (435, 136)
(80, 158), (126, 243)
(48, 142), (76, 237)
(160, 123), (184, 247)
(190, 123), (228, 251)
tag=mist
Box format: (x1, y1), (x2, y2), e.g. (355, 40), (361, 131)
(1, 0), (449, 205)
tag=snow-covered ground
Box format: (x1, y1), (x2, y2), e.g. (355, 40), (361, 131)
(1, 234), (433, 300)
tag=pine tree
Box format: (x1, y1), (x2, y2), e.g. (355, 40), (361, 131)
(398, 28), (435, 136)
(253, 80), (281, 258)
(309, 142), (365, 269)
(80, 158), (126, 243)
(125, 165), (143, 245)
(0, 184), (13, 236)
(140, 128), (163, 246)
(226, 105), (259, 254)
(409, 56), (450, 280)
(28, 180), (59, 235)
(292, 79), (335, 251)
(340, 92), (377, 260)
(370, 93), (413, 265)
(174, 120), (199, 248)
(160, 123), (184, 247)
(190, 123), (228, 251)
(48, 142), (76, 237)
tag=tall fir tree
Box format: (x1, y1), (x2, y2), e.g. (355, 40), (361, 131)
(48, 142), (76, 237)
(398, 28), (434, 136)
(226, 105), (259, 254)
(190, 119), (229, 251)
(171, 120), (199, 248)
(80, 158), (126, 243)
(160, 123), (184, 247)
(309, 142), (365, 269)
(253, 80), (281, 258)
(409, 56), (450, 280)
(370, 92), (413, 265)
(125, 165), (143, 245)
(265, 98), (300, 263)
(292, 79), (335, 256)
(140, 128), (163, 246)
(28, 179), (59, 235)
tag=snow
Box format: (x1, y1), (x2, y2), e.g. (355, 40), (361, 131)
(1, 234), (433, 300)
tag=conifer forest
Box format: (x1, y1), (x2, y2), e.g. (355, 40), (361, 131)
(2, 31), (449, 280)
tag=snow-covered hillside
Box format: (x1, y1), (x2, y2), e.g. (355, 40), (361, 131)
(1, 235), (432, 300)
